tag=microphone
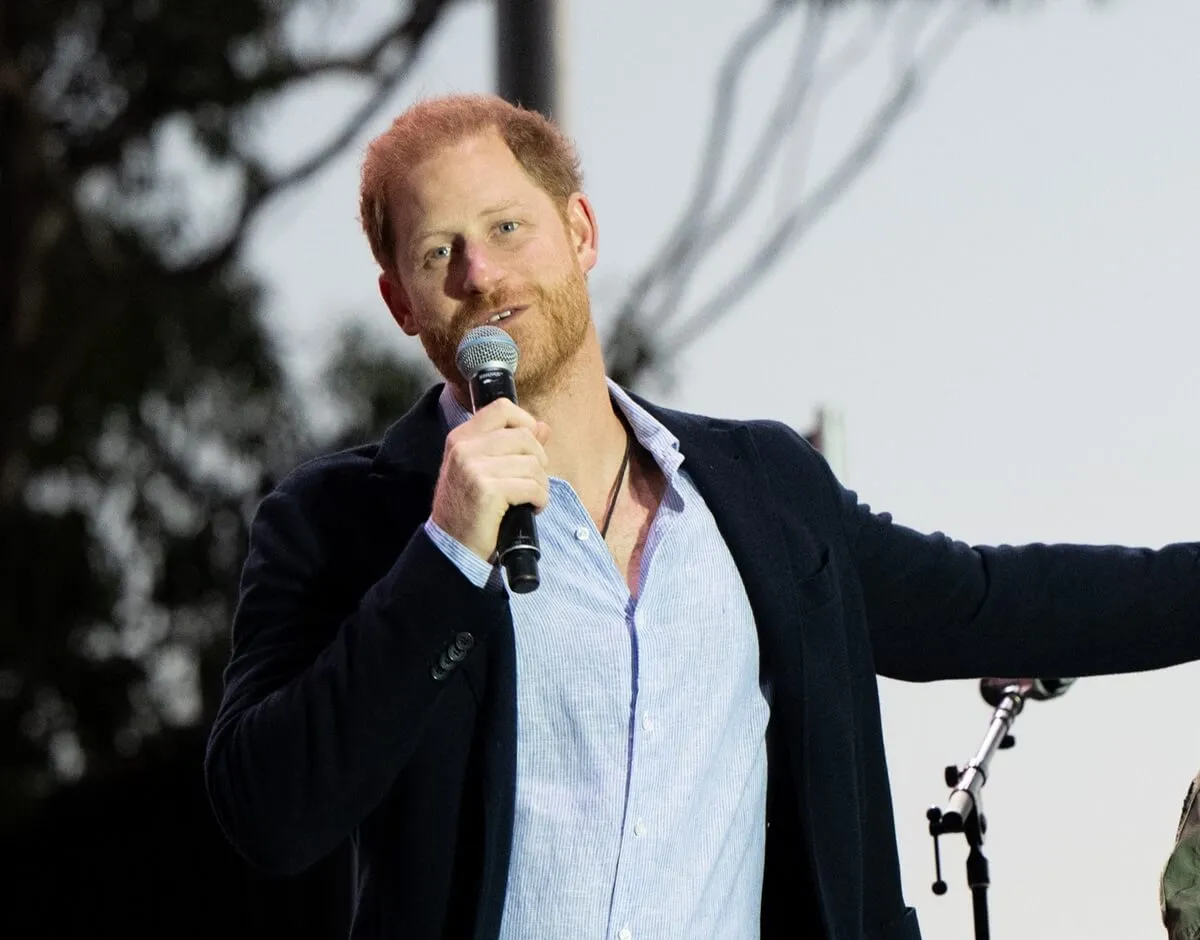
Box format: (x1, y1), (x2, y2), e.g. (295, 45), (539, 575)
(454, 326), (540, 594)
(979, 677), (1075, 708)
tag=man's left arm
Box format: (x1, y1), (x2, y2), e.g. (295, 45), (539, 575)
(838, 484), (1200, 682)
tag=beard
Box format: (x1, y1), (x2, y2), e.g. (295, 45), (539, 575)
(417, 263), (592, 402)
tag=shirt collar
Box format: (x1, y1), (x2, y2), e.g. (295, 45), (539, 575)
(437, 378), (685, 477)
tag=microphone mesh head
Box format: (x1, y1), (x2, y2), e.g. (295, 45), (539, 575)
(455, 326), (519, 380)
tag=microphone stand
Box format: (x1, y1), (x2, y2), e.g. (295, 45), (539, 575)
(926, 685), (1027, 940)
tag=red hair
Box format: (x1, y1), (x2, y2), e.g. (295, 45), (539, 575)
(359, 94), (583, 272)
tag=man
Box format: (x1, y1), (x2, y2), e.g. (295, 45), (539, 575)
(205, 94), (1200, 940)
(1164, 772), (1200, 940)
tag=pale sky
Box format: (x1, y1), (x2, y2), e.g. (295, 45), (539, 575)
(239, 1), (1200, 936)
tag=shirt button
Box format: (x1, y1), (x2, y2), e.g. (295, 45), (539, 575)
(633, 820), (646, 837)
(574, 525), (590, 541)
(618, 930), (632, 940)
(641, 714), (654, 732)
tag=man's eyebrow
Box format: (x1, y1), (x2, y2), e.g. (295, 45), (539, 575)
(411, 227), (453, 248)
(481, 201), (522, 216)
(410, 202), (525, 249)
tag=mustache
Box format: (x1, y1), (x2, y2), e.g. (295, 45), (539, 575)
(452, 288), (537, 334)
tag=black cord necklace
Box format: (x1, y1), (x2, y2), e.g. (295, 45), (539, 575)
(598, 424), (632, 541)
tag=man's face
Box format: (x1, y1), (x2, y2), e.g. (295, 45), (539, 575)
(381, 131), (598, 399)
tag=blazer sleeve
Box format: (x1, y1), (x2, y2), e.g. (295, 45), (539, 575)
(837, 483), (1200, 683)
(204, 482), (510, 876)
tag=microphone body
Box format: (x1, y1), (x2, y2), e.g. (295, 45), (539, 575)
(455, 327), (540, 593)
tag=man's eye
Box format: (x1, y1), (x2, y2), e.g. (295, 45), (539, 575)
(426, 245), (450, 262)
(497, 220), (520, 234)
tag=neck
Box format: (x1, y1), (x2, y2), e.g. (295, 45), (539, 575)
(524, 326), (628, 499)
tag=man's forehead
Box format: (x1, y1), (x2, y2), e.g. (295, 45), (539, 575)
(391, 133), (546, 233)
(400, 132), (522, 196)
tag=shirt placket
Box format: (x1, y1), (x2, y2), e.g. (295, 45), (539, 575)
(604, 498), (680, 940)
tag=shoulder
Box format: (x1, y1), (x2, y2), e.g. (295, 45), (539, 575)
(274, 442), (382, 503)
(269, 384), (445, 507)
(635, 394), (822, 464)
(625, 387), (808, 442)
(244, 443), (385, 553)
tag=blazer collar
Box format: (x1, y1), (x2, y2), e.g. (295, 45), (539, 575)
(368, 381), (763, 512)
(638, 395), (814, 687)
(367, 383), (804, 609)
(368, 383), (717, 477)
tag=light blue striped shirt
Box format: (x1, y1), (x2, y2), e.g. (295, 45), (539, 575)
(425, 381), (771, 940)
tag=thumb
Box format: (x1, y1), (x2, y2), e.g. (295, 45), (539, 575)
(534, 421), (552, 445)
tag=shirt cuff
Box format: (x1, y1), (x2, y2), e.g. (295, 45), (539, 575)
(423, 519), (505, 592)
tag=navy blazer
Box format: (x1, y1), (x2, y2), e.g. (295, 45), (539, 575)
(206, 385), (1200, 939)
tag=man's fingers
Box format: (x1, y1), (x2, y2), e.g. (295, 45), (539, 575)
(458, 427), (549, 465)
(431, 401), (552, 559)
(507, 477), (551, 512)
(470, 468), (550, 514)
(468, 397), (537, 432)
(474, 454), (550, 491)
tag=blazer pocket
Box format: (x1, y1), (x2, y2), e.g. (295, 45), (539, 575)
(794, 547), (839, 613)
(865, 906), (922, 940)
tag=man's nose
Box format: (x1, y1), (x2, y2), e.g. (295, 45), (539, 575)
(460, 240), (503, 295)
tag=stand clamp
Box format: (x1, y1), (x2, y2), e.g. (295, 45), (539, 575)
(926, 685), (1026, 940)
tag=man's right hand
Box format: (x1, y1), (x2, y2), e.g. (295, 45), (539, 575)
(430, 398), (552, 563)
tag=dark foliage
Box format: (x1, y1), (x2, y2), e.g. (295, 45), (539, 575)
(0, 0), (442, 817)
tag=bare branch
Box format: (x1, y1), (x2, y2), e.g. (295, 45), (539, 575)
(665, 1), (980, 355)
(607, 0), (983, 385)
(257, 13), (427, 84)
(649, 2), (831, 333)
(773, 5), (894, 211)
(665, 72), (919, 353)
(604, 1), (798, 378)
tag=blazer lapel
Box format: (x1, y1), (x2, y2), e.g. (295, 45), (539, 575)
(646, 406), (813, 693)
(648, 402), (856, 937)
(369, 385), (495, 701)
(370, 385), (517, 936)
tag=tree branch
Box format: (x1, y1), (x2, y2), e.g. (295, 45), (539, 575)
(666, 1), (979, 354)
(603, 1), (797, 381)
(0, 0), (454, 500)
(649, 2), (831, 332)
(178, 0), (448, 279)
(67, 0), (455, 175)
(664, 72), (919, 353)
(606, 0), (982, 385)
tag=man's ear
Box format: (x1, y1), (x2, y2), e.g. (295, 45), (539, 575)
(565, 192), (599, 276)
(379, 272), (419, 336)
